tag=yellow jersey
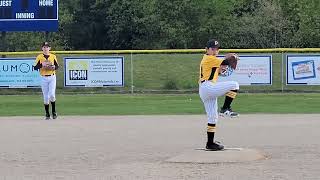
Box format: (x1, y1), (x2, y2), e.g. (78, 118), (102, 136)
(34, 53), (59, 76)
(199, 54), (223, 83)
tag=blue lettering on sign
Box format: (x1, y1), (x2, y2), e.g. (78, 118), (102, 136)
(0, 63), (35, 73)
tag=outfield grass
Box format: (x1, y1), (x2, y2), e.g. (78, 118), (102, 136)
(0, 93), (319, 116)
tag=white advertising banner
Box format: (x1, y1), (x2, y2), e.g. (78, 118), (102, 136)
(217, 55), (272, 85)
(64, 56), (124, 87)
(287, 55), (320, 85)
(0, 58), (41, 88)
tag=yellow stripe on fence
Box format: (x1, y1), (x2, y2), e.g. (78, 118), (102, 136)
(1, 48), (320, 56)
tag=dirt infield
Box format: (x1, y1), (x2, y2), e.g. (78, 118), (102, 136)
(0, 114), (320, 180)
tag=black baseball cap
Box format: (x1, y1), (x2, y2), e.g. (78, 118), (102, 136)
(206, 39), (219, 49)
(42, 42), (50, 47)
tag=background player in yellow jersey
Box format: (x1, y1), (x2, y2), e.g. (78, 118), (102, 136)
(34, 42), (59, 120)
(199, 39), (239, 151)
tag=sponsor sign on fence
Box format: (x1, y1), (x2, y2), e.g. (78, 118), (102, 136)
(287, 55), (320, 85)
(218, 55), (272, 85)
(0, 58), (41, 88)
(64, 56), (124, 87)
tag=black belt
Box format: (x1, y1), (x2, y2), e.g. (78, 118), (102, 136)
(44, 74), (54, 77)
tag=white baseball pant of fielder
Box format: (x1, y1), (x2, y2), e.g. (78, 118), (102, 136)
(41, 75), (56, 104)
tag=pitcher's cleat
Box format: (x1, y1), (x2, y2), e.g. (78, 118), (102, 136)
(219, 108), (239, 118)
(206, 141), (224, 151)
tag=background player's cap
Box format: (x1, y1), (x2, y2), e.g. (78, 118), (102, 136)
(206, 39), (219, 49)
(42, 42), (50, 47)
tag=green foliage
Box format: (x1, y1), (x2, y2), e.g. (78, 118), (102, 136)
(226, 1), (289, 48)
(291, 2), (320, 47)
(163, 79), (178, 90)
(1, 0), (320, 51)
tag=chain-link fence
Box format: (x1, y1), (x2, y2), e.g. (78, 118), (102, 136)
(1, 49), (320, 95)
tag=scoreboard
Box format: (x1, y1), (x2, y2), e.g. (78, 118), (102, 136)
(0, 0), (58, 31)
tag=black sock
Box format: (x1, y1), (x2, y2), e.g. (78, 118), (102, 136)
(222, 96), (233, 109)
(222, 90), (238, 109)
(207, 123), (216, 144)
(51, 101), (56, 113)
(207, 132), (215, 144)
(44, 104), (50, 115)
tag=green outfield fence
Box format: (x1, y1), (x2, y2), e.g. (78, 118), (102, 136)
(1, 48), (320, 94)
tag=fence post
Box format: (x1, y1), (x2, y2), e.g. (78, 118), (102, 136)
(1, 32), (7, 58)
(281, 52), (284, 93)
(130, 52), (134, 94)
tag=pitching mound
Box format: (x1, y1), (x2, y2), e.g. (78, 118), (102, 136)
(166, 148), (266, 163)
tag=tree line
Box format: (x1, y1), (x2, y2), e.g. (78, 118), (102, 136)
(1, 0), (320, 51)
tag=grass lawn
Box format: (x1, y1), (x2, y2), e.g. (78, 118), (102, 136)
(0, 93), (319, 116)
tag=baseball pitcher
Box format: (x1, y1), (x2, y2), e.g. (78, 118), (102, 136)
(199, 39), (239, 151)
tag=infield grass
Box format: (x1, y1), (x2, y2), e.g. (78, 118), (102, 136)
(0, 93), (319, 116)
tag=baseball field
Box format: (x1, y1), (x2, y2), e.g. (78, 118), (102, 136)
(2, 0), (320, 178)
(1, 47), (320, 180)
(0, 114), (319, 180)
(0, 93), (320, 179)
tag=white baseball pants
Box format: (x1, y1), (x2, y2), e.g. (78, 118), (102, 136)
(199, 81), (239, 124)
(41, 75), (56, 104)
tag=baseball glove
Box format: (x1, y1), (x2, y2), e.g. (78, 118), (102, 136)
(224, 53), (239, 70)
(42, 61), (55, 70)
(219, 65), (233, 77)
